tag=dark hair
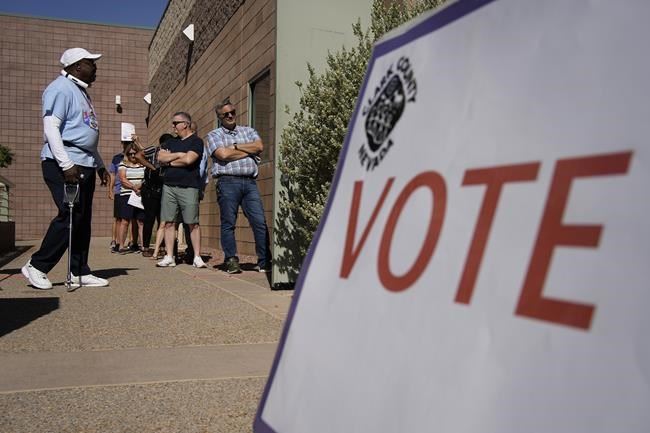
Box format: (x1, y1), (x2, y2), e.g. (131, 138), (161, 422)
(159, 133), (174, 145)
(172, 111), (192, 123)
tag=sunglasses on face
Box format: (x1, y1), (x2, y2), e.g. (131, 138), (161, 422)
(172, 120), (187, 126)
(220, 110), (236, 118)
(127, 152), (137, 156)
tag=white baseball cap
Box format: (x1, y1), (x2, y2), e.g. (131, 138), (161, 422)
(60, 48), (102, 67)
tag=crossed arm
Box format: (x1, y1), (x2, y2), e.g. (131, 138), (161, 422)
(157, 149), (200, 166)
(214, 139), (263, 161)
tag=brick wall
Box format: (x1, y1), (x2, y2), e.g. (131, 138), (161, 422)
(149, 0), (246, 116)
(148, 0), (276, 258)
(148, 0), (197, 82)
(0, 14), (153, 240)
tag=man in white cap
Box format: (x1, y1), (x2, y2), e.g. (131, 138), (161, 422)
(22, 48), (111, 289)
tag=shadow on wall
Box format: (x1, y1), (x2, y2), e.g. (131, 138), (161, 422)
(274, 173), (314, 284)
(0, 222), (14, 254)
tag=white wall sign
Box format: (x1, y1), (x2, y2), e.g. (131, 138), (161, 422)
(255, 0), (650, 432)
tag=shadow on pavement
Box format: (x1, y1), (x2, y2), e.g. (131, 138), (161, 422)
(91, 267), (139, 279)
(239, 263), (273, 286)
(0, 245), (32, 269)
(0, 267), (23, 279)
(0, 297), (60, 337)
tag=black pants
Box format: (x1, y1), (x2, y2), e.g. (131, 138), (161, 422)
(31, 159), (96, 276)
(142, 193), (161, 248)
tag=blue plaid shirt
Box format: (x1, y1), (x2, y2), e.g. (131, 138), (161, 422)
(206, 125), (261, 177)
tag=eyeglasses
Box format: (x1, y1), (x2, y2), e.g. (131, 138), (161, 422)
(172, 120), (187, 126)
(220, 110), (236, 118)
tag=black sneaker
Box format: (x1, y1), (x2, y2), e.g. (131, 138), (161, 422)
(130, 243), (141, 254)
(225, 257), (241, 274)
(111, 244), (120, 254)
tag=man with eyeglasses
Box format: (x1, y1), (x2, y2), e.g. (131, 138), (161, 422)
(206, 100), (271, 274)
(155, 112), (207, 268)
(22, 47), (111, 290)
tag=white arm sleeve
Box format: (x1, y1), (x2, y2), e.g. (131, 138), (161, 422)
(43, 115), (74, 171)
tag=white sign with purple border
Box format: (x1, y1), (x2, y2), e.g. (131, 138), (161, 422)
(255, 0), (650, 432)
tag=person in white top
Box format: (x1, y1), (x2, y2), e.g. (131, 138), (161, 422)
(117, 143), (146, 254)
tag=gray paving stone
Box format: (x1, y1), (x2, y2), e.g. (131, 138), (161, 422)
(0, 237), (293, 432)
(0, 378), (265, 433)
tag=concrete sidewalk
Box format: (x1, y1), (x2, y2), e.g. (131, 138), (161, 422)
(0, 238), (292, 432)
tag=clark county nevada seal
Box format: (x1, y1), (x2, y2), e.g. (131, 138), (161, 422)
(359, 55), (417, 171)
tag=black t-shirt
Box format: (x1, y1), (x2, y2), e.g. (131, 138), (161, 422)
(162, 134), (204, 189)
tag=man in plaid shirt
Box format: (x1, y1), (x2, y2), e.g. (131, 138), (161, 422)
(206, 101), (270, 274)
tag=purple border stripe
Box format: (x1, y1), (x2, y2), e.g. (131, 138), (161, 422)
(254, 0), (498, 431)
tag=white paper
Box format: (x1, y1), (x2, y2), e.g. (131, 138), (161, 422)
(127, 190), (143, 209)
(121, 122), (135, 141)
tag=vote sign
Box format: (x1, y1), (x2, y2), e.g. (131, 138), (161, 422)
(255, 1), (650, 432)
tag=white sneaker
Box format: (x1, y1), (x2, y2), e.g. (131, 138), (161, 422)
(71, 274), (109, 287)
(157, 256), (176, 267)
(21, 261), (53, 290)
(193, 256), (207, 268)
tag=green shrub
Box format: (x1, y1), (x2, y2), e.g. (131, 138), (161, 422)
(276, 0), (445, 280)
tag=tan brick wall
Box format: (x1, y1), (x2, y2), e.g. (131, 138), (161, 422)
(0, 14), (153, 240)
(148, 0), (197, 81)
(148, 0), (276, 259)
(149, 0), (246, 115)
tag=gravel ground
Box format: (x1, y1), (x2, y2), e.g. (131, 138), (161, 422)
(0, 377), (266, 433)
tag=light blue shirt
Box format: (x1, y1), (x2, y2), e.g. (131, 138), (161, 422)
(40, 76), (100, 168)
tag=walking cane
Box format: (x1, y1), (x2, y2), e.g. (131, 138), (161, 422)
(63, 174), (82, 291)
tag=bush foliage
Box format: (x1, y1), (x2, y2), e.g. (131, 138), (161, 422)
(0, 144), (13, 168)
(276, 0), (446, 279)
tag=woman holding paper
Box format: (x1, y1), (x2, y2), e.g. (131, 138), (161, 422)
(116, 143), (146, 254)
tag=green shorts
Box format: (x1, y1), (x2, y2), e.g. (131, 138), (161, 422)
(160, 185), (200, 224)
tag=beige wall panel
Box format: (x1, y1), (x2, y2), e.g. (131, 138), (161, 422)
(272, 0), (373, 282)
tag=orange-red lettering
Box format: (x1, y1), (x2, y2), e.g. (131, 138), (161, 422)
(378, 171), (446, 292)
(516, 152), (632, 329)
(340, 178), (395, 279)
(455, 163), (540, 304)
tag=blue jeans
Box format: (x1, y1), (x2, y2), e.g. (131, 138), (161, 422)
(216, 176), (270, 267)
